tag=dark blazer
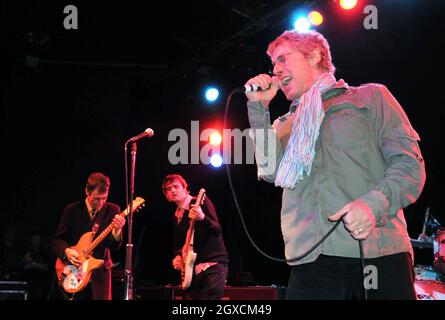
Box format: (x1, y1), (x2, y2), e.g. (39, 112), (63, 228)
(52, 200), (122, 299)
(173, 197), (229, 264)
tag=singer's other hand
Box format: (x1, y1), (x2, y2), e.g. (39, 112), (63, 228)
(328, 199), (376, 240)
(245, 73), (280, 108)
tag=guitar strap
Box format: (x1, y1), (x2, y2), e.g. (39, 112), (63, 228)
(91, 221), (100, 235)
(91, 205), (107, 238)
(190, 228), (195, 247)
(92, 205), (115, 271)
(181, 209), (196, 249)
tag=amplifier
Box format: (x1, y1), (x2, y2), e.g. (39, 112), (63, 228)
(0, 281), (28, 300)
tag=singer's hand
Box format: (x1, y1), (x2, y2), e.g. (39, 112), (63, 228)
(328, 199), (376, 240)
(245, 74), (280, 108)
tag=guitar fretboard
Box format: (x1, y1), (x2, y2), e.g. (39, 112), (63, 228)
(86, 212), (125, 255)
(85, 198), (144, 255)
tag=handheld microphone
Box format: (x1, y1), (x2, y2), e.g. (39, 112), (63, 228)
(235, 83), (271, 93)
(127, 128), (154, 143)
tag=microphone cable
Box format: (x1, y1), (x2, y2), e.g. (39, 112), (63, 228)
(359, 239), (368, 300)
(224, 89), (368, 299)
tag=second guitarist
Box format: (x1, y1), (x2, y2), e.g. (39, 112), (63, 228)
(163, 174), (229, 300)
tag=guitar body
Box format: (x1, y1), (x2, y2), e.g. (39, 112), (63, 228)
(54, 197), (145, 295)
(181, 251), (197, 289)
(55, 232), (104, 293)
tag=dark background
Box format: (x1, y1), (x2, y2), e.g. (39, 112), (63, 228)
(2, 0), (445, 294)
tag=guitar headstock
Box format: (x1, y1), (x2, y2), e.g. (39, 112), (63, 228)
(193, 188), (206, 207)
(123, 197), (146, 216)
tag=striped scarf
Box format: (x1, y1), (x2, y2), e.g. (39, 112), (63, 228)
(275, 72), (337, 189)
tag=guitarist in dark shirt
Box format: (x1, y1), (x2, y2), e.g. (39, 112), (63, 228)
(51, 172), (126, 300)
(163, 174), (229, 300)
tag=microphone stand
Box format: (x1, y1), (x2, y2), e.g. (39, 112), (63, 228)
(417, 207), (430, 241)
(124, 141), (137, 300)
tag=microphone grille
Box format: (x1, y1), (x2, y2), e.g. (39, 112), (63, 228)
(145, 128), (154, 137)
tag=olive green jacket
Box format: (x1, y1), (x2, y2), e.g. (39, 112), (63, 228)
(247, 82), (426, 265)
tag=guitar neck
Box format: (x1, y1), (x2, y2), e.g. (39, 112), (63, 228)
(182, 189), (205, 252)
(183, 219), (196, 250)
(86, 212), (125, 255)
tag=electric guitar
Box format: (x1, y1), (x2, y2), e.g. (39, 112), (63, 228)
(180, 188), (206, 289)
(55, 197), (145, 294)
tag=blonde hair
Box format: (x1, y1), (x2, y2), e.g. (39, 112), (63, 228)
(267, 30), (335, 74)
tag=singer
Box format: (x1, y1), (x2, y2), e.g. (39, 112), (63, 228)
(244, 30), (426, 299)
(50, 172), (126, 300)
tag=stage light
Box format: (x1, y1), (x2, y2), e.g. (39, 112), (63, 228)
(294, 17), (311, 33)
(340, 0), (358, 10)
(205, 87), (219, 102)
(210, 153), (223, 168)
(308, 11), (323, 26)
(209, 131), (222, 146)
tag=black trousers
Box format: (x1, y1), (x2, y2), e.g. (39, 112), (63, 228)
(287, 252), (416, 300)
(185, 263), (228, 300)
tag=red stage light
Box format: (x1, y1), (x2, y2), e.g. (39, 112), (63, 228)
(340, 0), (358, 10)
(209, 131), (222, 146)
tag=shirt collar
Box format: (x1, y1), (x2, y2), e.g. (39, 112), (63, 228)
(289, 79), (350, 113)
(175, 194), (193, 222)
(85, 199), (99, 220)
